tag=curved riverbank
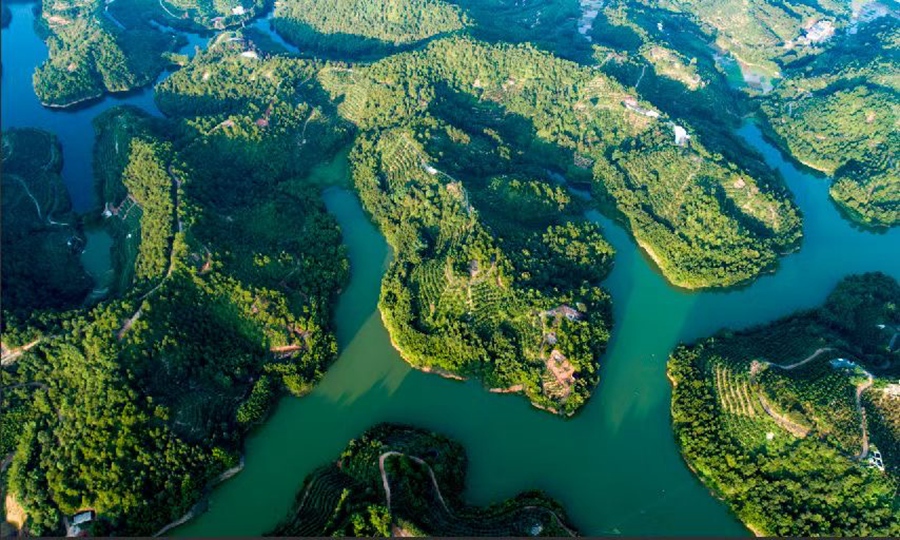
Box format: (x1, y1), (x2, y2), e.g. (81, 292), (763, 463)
(175, 124), (900, 537)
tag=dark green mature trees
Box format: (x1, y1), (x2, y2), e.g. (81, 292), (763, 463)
(32, 0), (179, 106)
(272, 0), (466, 57)
(322, 36), (802, 289)
(582, 1), (897, 228)
(669, 273), (900, 536)
(761, 18), (899, 227)
(0, 129), (92, 313)
(2, 42), (351, 535)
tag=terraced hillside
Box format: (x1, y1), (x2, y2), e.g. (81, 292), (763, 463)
(271, 424), (577, 537)
(0, 129), (92, 312)
(106, 0), (264, 32)
(321, 35), (802, 288)
(642, 0), (849, 73)
(350, 126), (612, 415)
(578, 1), (897, 228)
(669, 273), (900, 536)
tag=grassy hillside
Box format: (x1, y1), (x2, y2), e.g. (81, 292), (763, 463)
(669, 273), (900, 536)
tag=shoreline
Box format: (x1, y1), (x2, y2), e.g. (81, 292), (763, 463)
(667, 361), (765, 539)
(151, 454), (245, 537)
(378, 309), (575, 416)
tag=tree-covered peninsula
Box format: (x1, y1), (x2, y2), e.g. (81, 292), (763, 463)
(1, 39), (353, 533)
(583, 1), (898, 228)
(110, 0), (264, 32)
(669, 273), (900, 536)
(31, 0), (182, 107)
(631, 0), (849, 75)
(270, 423), (577, 537)
(321, 35), (802, 290)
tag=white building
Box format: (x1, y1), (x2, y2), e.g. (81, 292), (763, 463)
(673, 125), (690, 146)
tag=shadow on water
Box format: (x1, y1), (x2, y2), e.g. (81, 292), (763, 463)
(178, 113), (899, 536)
(4, 2), (898, 537)
(321, 188), (391, 350)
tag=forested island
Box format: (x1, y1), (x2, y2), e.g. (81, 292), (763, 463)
(669, 273), (900, 536)
(270, 423), (577, 537)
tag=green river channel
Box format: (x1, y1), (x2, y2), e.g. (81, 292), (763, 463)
(3, 3), (899, 536)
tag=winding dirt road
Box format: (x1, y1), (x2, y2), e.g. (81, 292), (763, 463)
(378, 451), (576, 537)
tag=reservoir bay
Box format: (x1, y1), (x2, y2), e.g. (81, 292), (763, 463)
(3, 3), (898, 535)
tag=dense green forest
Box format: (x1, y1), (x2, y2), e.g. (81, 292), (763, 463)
(321, 35), (802, 289)
(1, 39), (353, 534)
(31, 0), (182, 106)
(272, 0), (466, 57)
(760, 17), (899, 227)
(669, 273), (900, 536)
(0, 129), (93, 313)
(446, 0), (592, 63)
(5, 1), (897, 535)
(270, 423), (577, 536)
(581, 1), (898, 228)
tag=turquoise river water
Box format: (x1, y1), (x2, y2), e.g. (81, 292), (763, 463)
(2, 3), (898, 536)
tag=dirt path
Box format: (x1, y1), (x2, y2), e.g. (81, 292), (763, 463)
(756, 392), (810, 437)
(378, 451), (575, 537)
(1, 452), (14, 472)
(749, 360), (810, 437)
(118, 167), (181, 340)
(753, 349), (876, 454)
(379, 451), (401, 510)
(117, 308), (143, 341)
(766, 347), (833, 370)
(854, 372), (874, 459)
(157, 0), (181, 18)
(270, 344), (304, 354)
(103, 0), (126, 30)
(1, 338), (42, 366)
(14, 176), (44, 220)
